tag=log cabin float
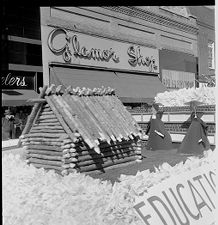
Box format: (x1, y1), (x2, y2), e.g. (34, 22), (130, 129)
(20, 85), (143, 175)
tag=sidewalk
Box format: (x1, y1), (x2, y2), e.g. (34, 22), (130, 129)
(2, 139), (19, 151)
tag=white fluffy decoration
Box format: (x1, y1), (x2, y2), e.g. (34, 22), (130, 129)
(2, 150), (216, 225)
(155, 86), (215, 106)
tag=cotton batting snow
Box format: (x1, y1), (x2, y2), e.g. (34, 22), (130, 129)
(155, 86), (215, 106)
(2, 150), (216, 225)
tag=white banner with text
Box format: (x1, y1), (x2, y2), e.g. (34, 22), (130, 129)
(134, 163), (216, 225)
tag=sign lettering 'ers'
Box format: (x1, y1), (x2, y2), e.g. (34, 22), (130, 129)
(2, 73), (27, 87)
(134, 164), (216, 225)
(1, 71), (36, 90)
(47, 28), (158, 73)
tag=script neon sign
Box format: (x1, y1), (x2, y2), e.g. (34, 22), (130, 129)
(48, 28), (120, 63)
(2, 73), (27, 87)
(127, 46), (158, 72)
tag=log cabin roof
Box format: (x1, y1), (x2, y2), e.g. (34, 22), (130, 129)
(23, 85), (142, 153)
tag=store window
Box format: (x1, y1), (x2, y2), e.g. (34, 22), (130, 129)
(2, 106), (32, 140)
(5, 6), (41, 40)
(208, 41), (215, 69)
(2, 71), (42, 141)
(8, 41), (42, 66)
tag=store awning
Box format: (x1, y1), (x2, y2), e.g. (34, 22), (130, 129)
(2, 89), (39, 106)
(50, 66), (115, 89)
(50, 66), (167, 104)
(114, 72), (167, 103)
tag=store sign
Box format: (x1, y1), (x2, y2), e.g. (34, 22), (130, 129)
(46, 28), (159, 73)
(134, 164), (216, 225)
(1, 71), (35, 90)
(162, 69), (195, 89)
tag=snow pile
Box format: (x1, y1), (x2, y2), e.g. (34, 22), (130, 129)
(155, 86), (215, 106)
(2, 150), (215, 225)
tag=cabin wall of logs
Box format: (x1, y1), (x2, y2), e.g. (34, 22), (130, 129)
(20, 85), (142, 175)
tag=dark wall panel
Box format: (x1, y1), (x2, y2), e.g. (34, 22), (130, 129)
(159, 50), (197, 74)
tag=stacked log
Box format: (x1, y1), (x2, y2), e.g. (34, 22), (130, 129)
(63, 137), (140, 175)
(20, 104), (64, 174)
(22, 85), (143, 175)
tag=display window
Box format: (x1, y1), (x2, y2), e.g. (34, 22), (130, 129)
(2, 106), (32, 140)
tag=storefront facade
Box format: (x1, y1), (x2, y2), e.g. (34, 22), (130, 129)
(1, 6), (43, 141)
(156, 6), (199, 90)
(41, 7), (198, 103)
(187, 6), (215, 87)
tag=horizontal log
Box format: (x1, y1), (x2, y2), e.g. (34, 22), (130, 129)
(76, 151), (136, 160)
(33, 122), (61, 126)
(26, 153), (63, 161)
(23, 133), (63, 138)
(27, 98), (47, 103)
(76, 155), (137, 172)
(83, 160), (137, 175)
(75, 141), (134, 152)
(21, 142), (30, 146)
(24, 144), (62, 151)
(63, 139), (73, 144)
(78, 150), (136, 161)
(88, 139), (134, 148)
(61, 144), (72, 149)
(28, 141), (62, 146)
(62, 164), (70, 169)
(62, 142), (76, 148)
(70, 152), (78, 157)
(40, 111), (55, 115)
(30, 129), (66, 134)
(27, 149), (63, 156)
(20, 138), (29, 142)
(63, 148), (77, 153)
(69, 148), (77, 152)
(30, 162), (63, 171)
(69, 163), (76, 168)
(76, 145), (135, 156)
(63, 149), (70, 154)
(63, 149), (77, 155)
(63, 153), (71, 158)
(27, 158), (63, 166)
(62, 158), (78, 163)
(77, 152), (136, 166)
(41, 108), (52, 112)
(31, 125), (63, 130)
(24, 138), (62, 143)
(37, 115), (57, 120)
(61, 164), (76, 169)
(29, 141), (62, 146)
(36, 119), (59, 123)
